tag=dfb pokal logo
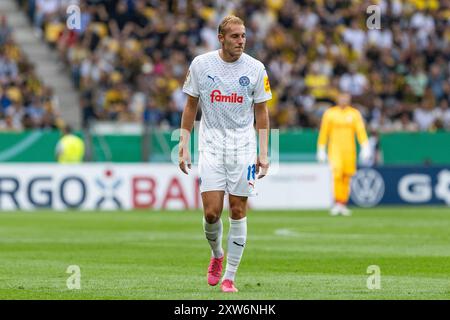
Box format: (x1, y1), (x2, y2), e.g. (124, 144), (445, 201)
(350, 168), (385, 207)
(95, 169), (123, 209)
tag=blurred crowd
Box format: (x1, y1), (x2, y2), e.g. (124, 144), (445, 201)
(16, 0), (450, 132)
(0, 14), (61, 131)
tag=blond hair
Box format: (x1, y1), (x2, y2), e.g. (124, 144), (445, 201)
(218, 15), (244, 35)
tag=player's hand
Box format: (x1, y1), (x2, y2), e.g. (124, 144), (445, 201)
(178, 145), (191, 175)
(359, 143), (372, 163)
(256, 157), (269, 179)
(317, 146), (327, 163)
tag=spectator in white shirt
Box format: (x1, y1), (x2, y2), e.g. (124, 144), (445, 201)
(339, 65), (368, 97)
(434, 99), (450, 130)
(414, 102), (436, 131)
(342, 20), (367, 55)
(35, 0), (60, 29)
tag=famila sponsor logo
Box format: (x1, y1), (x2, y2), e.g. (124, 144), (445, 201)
(210, 90), (243, 104)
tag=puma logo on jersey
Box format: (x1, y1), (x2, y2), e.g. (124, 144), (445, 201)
(207, 75), (216, 82)
(210, 90), (243, 104)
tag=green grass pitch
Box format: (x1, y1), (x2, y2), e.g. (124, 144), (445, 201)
(0, 208), (449, 300)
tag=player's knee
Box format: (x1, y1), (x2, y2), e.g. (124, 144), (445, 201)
(204, 209), (221, 224)
(230, 204), (246, 220)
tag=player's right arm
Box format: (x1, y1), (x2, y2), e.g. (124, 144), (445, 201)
(179, 59), (200, 174)
(317, 109), (330, 163)
(178, 95), (198, 174)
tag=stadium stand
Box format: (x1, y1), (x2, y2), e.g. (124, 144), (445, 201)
(0, 13), (62, 131)
(14, 0), (450, 131)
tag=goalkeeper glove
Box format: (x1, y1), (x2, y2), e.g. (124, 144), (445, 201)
(317, 146), (327, 163)
(359, 142), (372, 162)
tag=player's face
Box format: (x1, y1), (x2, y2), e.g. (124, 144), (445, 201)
(219, 24), (246, 59)
(337, 93), (351, 107)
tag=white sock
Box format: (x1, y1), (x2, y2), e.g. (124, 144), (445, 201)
(203, 217), (224, 259)
(223, 217), (247, 282)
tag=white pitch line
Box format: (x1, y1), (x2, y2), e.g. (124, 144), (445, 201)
(274, 228), (300, 237)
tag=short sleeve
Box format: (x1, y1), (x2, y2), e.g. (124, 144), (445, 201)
(182, 58), (200, 98)
(254, 65), (272, 104)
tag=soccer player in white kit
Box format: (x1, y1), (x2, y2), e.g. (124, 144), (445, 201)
(178, 15), (271, 293)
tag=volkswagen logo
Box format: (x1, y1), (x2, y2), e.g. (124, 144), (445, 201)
(350, 169), (385, 207)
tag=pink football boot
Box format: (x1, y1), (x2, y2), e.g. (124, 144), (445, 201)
(207, 256), (223, 286)
(220, 279), (238, 293)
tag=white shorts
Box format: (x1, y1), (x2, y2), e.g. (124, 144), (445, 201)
(198, 151), (257, 197)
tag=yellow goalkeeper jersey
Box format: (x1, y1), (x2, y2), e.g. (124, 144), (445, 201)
(317, 105), (368, 174)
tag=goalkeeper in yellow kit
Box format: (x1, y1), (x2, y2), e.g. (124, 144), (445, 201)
(317, 92), (371, 216)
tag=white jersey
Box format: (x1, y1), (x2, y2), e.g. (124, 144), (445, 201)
(183, 50), (272, 155)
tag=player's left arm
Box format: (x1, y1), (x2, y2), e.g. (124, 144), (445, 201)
(255, 101), (270, 179)
(355, 110), (370, 161)
(253, 64), (272, 179)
